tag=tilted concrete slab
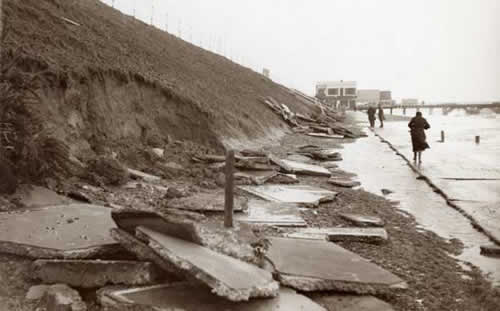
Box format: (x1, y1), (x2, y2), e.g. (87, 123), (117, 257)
(316, 295), (395, 311)
(266, 237), (406, 293)
(239, 185), (337, 207)
(12, 185), (74, 208)
(326, 228), (388, 244)
(279, 159), (332, 177)
(111, 208), (257, 262)
(0, 204), (121, 259)
(286, 154), (314, 163)
(127, 168), (161, 182)
(32, 259), (162, 288)
(236, 200), (307, 227)
(166, 190), (248, 212)
(339, 213), (385, 227)
(307, 133), (344, 139)
(101, 283), (326, 311)
(267, 173), (299, 184)
(135, 227), (279, 301)
(328, 178), (361, 188)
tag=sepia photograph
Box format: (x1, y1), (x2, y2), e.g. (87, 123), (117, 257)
(0, 0), (499, 310)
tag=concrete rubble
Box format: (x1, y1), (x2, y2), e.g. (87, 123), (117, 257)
(236, 200), (307, 227)
(0, 204), (121, 259)
(239, 184), (337, 207)
(286, 227), (388, 244)
(135, 226), (279, 301)
(32, 259), (162, 288)
(328, 178), (361, 188)
(316, 295), (395, 311)
(99, 283), (326, 311)
(127, 168), (162, 183)
(35, 284), (87, 311)
(266, 237), (407, 293)
(307, 133), (345, 139)
(270, 157), (332, 177)
(339, 213), (385, 227)
(166, 190), (249, 212)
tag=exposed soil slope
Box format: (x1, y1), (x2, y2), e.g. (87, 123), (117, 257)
(2, 0), (318, 155)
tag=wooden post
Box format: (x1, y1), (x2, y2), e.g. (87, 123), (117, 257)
(224, 149), (235, 228)
(0, 0), (3, 60)
(475, 136), (480, 144)
(441, 131), (445, 143)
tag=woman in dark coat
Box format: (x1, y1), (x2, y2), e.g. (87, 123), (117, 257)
(408, 111), (430, 163)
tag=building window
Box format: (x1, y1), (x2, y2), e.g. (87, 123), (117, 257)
(327, 88), (339, 96)
(345, 88), (356, 95)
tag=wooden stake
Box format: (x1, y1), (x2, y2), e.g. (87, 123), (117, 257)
(224, 150), (235, 228)
(441, 131), (445, 143)
(475, 136), (480, 144)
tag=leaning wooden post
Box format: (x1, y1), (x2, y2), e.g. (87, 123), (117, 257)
(0, 0), (3, 60)
(224, 149), (235, 228)
(441, 131), (445, 143)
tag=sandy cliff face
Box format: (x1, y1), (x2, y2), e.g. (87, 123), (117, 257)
(2, 0), (318, 157)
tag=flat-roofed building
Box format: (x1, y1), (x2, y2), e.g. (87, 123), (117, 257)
(357, 89), (380, 106)
(380, 90), (393, 105)
(315, 80), (357, 109)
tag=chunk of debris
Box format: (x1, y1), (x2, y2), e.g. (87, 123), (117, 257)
(166, 190), (248, 212)
(127, 168), (161, 182)
(266, 237), (407, 293)
(307, 133), (344, 139)
(286, 154), (314, 163)
(32, 260), (162, 288)
(99, 283), (326, 311)
(240, 149), (268, 157)
(67, 190), (92, 203)
(0, 204), (121, 259)
(236, 200), (307, 227)
(239, 184), (337, 207)
(321, 162), (339, 169)
(164, 187), (186, 199)
(339, 213), (385, 227)
(135, 227), (279, 301)
(266, 173), (299, 184)
(316, 295), (395, 311)
(235, 171), (279, 185)
(381, 189), (394, 195)
(11, 185), (73, 208)
(151, 148), (164, 158)
(26, 285), (50, 301)
(37, 284), (87, 311)
(328, 178), (361, 188)
(480, 245), (500, 256)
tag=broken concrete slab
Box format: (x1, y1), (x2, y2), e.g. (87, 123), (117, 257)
(328, 178), (361, 188)
(321, 161), (339, 169)
(267, 173), (299, 184)
(32, 260), (162, 288)
(339, 213), (385, 227)
(316, 295), (395, 311)
(166, 190), (248, 212)
(239, 184), (337, 207)
(480, 245), (500, 256)
(37, 284), (87, 311)
(286, 154), (314, 163)
(135, 227), (279, 301)
(101, 283), (326, 311)
(236, 200), (307, 227)
(326, 228), (388, 244)
(111, 208), (258, 263)
(266, 237), (406, 293)
(26, 285), (50, 301)
(0, 204), (121, 259)
(240, 149), (268, 158)
(298, 149), (343, 161)
(127, 168), (161, 182)
(278, 159), (332, 177)
(307, 133), (344, 139)
(235, 171), (279, 185)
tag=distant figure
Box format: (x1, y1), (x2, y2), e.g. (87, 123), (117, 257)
(367, 106), (376, 128)
(378, 105), (385, 128)
(408, 111), (430, 163)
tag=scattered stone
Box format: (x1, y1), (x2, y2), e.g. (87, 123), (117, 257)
(326, 228), (388, 244)
(0, 204), (120, 259)
(328, 178), (361, 188)
(316, 295), (395, 311)
(166, 190), (248, 212)
(151, 148), (164, 157)
(266, 237), (406, 293)
(32, 260), (162, 288)
(239, 184), (337, 207)
(236, 200), (307, 227)
(135, 227), (279, 301)
(127, 168), (161, 182)
(164, 187), (185, 199)
(381, 189), (394, 195)
(37, 284), (87, 311)
(480, 245), (500, 256)
(26, 285), (50, 301)
(339, 213), (385, 227)
(101, 283), (326, 311)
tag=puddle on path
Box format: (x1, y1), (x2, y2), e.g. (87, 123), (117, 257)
(339, 127), (500, 286)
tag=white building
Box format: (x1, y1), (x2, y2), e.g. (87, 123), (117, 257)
(357, 89), (381, 105)
(315, 80), (357, 109)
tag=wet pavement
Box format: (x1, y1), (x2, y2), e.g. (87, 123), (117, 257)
(339, 113), (500, 286)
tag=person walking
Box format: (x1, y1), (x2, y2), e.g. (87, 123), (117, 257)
(367, 106), (376, 128)
(408, 111), (430, 163)
(378, 104), (385, 128)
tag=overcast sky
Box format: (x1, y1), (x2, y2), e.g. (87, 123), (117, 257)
(101, 0), (499, 103)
